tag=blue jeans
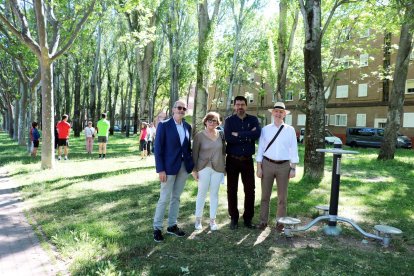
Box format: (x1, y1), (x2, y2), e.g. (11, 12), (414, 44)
(153, 162), (189, 230)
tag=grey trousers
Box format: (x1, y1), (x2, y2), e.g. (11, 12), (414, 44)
(153, 162), (189, 230)
(259, 159), (290, 224)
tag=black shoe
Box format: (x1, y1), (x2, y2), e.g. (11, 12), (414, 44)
(230, 219), (238, 230)
(167, 225), (186, 237)
(153, 229), (164, 242)
(244, 221), (256, 229)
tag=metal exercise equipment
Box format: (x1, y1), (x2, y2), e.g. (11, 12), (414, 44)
(277, 142), (402, 247)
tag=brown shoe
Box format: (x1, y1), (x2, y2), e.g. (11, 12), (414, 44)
(256, 222), (268, 230)
(276, 223), (284, 233)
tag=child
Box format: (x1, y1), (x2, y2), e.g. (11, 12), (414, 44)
(31, 122), (41, 157)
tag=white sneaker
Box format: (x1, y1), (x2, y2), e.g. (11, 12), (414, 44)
(58, 156), (61, 160)
(210, 219), (218, 231)
(195, 219), (202, 230)
(64, 156), (68, 160)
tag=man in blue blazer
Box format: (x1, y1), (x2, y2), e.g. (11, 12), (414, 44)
(153, 100), (194, 242)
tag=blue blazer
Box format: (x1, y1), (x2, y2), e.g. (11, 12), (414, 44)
(154, 118), (194, 175)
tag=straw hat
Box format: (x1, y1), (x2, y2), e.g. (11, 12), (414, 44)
(268, 102), (290, 114)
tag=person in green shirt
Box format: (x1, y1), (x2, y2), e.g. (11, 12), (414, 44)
(96, 113), (110, 159)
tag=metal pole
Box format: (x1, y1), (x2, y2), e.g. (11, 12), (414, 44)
(328, 143), (342, 226)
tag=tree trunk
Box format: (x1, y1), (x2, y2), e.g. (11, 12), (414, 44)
(125, 68), (134, 137)
(18, 80), (29, 145)
(378, 22), (413, 160)
(300, 0), (325, 180)
(64, 58), (71, 116)
(73, 59), (82, 137)
(193, 0), (221, 134)
(276, 2), (299, 101)
(90, 24), (101, 123)
(40, 58), (55, 169)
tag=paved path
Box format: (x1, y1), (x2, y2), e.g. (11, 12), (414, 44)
(0, 168), (63, 275)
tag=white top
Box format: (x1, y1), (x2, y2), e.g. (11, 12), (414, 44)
(84, 127), (96, 138)
(256, 123), (299, 164)
(147, 126), (156, 141)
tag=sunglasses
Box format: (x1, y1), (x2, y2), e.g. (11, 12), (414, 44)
(175, 106), (187, 111)
(207, 119), (218, 124)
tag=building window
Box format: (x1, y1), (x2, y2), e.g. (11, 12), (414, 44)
(297, 114), (306, 126)
(325, 114), (329, 126)
(285, 114), (292, 125)
(340, 56), (351, 69)
(359, 54), (369, 67)
(286, 91), (293, 101)
(358, 83), (368, 97)
(406, 79), (414, 94)
(374, 118), (387, 128)
(403, 113), (414, 127)
(360, 29), (370, 38)
(356, 114), (366, 127)
(336, 85), (349, 98)
(335, 114), (347, 126)
(324, 87), (331, 99)
(299, 91), (306, 100)
(329, 115), (336, 125)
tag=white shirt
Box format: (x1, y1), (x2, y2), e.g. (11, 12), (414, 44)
(84, 127), (95, 138)
(256, 123), (299, 164)
(147, 126), (156, 141)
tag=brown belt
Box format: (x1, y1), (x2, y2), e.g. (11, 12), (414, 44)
(263, 156), (289, 164)
(228, 154), (251, 161)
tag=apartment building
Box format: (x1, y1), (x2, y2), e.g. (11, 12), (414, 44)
(208, 29), (414, 143)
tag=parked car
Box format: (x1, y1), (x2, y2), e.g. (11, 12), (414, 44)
(345, 127), (412, 149)
(299, 128), (342, 145)
(113, 125), (120, 132)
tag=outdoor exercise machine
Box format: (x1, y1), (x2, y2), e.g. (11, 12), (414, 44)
(277, 142), (403, 247)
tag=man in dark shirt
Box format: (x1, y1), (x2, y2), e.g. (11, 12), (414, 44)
(224, 96), (261, 229)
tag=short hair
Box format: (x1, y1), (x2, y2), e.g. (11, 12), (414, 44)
(88, 121), (92, 125)
(173, 100), (186, 108)
(101, 113), (107, 118)
(202, 112), (221, 127)
(234, 96), (247, 105)
(32, 122), (38, 128)
(62, 114), (68, 120)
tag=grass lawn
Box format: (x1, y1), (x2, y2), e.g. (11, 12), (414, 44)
(1, 131), (413, 275)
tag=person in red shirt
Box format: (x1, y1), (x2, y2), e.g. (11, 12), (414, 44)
(56, 114), (71, 160)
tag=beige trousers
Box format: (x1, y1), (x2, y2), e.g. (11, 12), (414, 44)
(259, 159), (291, 224)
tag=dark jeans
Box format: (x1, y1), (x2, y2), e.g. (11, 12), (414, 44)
(226, 155), (255, 222)
(147, 141), (153, 155)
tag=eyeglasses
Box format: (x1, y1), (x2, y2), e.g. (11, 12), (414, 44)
(175, 106), (187, 111)
(207, 119), (218, 124)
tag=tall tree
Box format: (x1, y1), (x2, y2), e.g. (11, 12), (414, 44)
(225, 0), (263, 115)
(298, 0), (350, 180)
(193, 0), (221, 133)
(275, 0), (299, 101)
(0, 0), (97, 169)
(378, 1), (414, 160)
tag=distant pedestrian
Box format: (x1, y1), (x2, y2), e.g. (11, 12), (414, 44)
(192, 112), (225, 231)
(84, 121), (96, 154)
(96, 113), (110, 159)
(152, 100), (194, 242)
(30, 122), (41, 157)
(56, 114), (71, 160)
(147, 122), (156, 156)
(140, 122), (148, 159)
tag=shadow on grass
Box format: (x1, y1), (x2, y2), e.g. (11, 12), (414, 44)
(338, 156), (414, 245)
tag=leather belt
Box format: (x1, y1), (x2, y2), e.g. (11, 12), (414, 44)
(263, 156), (289, 164)
(228, 154), (251, 161)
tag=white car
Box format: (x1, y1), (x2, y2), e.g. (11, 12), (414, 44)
(299, 128), (342, 145)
